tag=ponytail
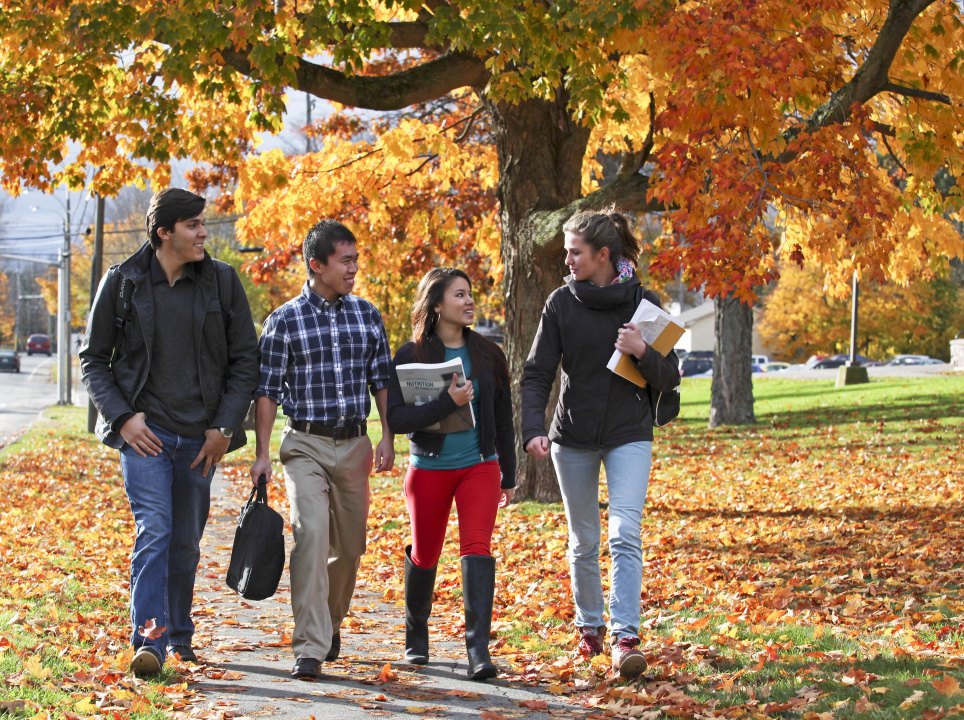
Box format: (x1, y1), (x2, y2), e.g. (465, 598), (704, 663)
(562, 207), (641, 268)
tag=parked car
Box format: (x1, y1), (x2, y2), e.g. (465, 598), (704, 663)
(680, 357), (713, 377)
(811, 356), (847, 369)
(760, 361), (790, 372)
(752, 354), (770, 366)
(886, 354), (944, 365)
(26, 333), (51, 356)
(0, 349), (21, 373)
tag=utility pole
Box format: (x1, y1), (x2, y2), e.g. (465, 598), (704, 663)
(88, 194), (105, 431)
(57, 193), (72, 405)
(306, 94), (313, 154)
(848, 272), (859, 365)
(837, 270), (869, 387)
(12, 270), (20, 352)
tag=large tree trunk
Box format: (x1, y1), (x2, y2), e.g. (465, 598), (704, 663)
(485, 94), (591, 501)
(709, 298), (756, 428)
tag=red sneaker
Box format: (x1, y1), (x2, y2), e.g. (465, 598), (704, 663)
(577, 626), (606, 658)
(611, 636), (647, 679)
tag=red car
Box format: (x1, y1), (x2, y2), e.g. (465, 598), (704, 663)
(26, 334), (51, 356)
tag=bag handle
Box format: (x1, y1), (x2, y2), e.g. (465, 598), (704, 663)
(247, 474), (269, 504)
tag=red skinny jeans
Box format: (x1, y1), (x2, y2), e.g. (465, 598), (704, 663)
(405, 459), (501, 569)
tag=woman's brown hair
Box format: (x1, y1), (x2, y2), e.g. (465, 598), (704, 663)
(410, 268), (507, 384)
(562, 207), (641, 268)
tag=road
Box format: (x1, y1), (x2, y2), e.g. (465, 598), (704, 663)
(0, 353), (57, 448)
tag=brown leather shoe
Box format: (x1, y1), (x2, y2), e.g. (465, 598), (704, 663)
(611, 636), (647, 679)
(291, 658), (324, 680)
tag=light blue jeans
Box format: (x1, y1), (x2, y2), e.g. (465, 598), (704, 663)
(119, 421), (211, 661)
(551, 441), (652, 640)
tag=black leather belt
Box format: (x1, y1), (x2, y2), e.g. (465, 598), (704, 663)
(288, 420), (367, 439)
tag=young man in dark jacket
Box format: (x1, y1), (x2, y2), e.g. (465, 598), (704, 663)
(80, 188), (260, 675)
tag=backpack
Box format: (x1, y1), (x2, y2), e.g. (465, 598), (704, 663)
(635, 286), (681, 427)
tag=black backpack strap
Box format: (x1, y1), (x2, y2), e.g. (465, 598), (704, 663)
(112, 272), (134, 362)
(213, 261), (234, 333)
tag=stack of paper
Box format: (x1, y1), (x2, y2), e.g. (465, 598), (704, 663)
(606, 298), (684, 388)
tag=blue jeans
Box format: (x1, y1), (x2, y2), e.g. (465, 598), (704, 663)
(119, 422), (211, 660)
(551, 441), (652, 640)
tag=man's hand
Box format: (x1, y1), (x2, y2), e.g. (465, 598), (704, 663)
(499, 487), (515, 508)
(250, 455), (272, 486)
(526, 436), (550, 459)
(374, 436), (395, 473)
(615, 322), (648, 360)
(447, 373), (474, 406)
(120, 412), (162, 457)
(190, 428), (231, 478)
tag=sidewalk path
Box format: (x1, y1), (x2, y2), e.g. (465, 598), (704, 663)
(184, 471), (577, 720)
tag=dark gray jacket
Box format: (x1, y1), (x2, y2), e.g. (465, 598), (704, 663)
(521, 275), (680, 450)
(80, 242), (260, 449)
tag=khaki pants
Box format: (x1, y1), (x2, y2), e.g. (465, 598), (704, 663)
(280, 426), (373, 660)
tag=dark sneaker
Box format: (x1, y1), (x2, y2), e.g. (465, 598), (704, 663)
(611, 636), (647, 679)
(168, 646), (199, 663)
(577, 626), (606, 658)
(130, 647), (163, 676)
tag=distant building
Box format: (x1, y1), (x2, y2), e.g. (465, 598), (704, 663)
(671, 300), (775, 359)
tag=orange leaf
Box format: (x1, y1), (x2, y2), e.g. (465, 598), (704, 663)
(137, 619), (167, 640)
(932, 675), (962, 697)
(378, 663), (397, 683)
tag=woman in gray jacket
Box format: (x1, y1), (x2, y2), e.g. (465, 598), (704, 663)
(520, 209), (680, 680)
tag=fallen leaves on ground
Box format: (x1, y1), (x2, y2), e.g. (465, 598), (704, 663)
(5, 379), (964, 719)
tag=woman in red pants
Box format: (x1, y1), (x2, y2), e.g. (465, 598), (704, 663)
(386, 267), (516, 680)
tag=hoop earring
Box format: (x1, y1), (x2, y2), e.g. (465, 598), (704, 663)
(432, 311), (440, 327)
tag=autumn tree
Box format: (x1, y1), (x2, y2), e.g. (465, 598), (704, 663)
(759, 260), (964, 362)
(2, 0), (962, 499)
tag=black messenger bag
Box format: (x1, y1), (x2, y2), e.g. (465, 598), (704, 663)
(226, 476), (285, 601)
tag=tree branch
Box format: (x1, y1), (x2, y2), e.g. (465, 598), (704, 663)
(529, 173), (665, 249)
(617, 93), (656, 179)
(222, 49), (490, 111)
(883, 80), (952, 105)
(772, 0), (941, 163)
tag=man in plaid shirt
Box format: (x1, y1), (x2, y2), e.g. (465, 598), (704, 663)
(250, 220), (395, 680)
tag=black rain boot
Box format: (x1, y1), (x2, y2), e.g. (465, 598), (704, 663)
(404, 545), (437, 665)
(461, 554), (497, 680)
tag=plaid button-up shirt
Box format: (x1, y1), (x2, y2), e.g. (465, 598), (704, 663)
(257, 283), (392, 425)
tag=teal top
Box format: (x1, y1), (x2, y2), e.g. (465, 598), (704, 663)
(410, 345), (498, 470)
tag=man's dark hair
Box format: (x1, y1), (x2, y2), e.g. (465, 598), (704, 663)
(303, 220), (357, 276)
(145, 188), (206, 249)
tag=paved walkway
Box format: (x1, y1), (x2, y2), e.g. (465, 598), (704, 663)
(185, 472), (573, 720)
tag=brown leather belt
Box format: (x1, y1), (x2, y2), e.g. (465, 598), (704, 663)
(287, 420), (367, 440)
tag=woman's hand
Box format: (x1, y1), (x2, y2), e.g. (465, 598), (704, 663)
(448, 373), (474, 406)
(616, 322), (648, 360)
(526, 436), (550, 459)
(499, 488), (515, 507)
